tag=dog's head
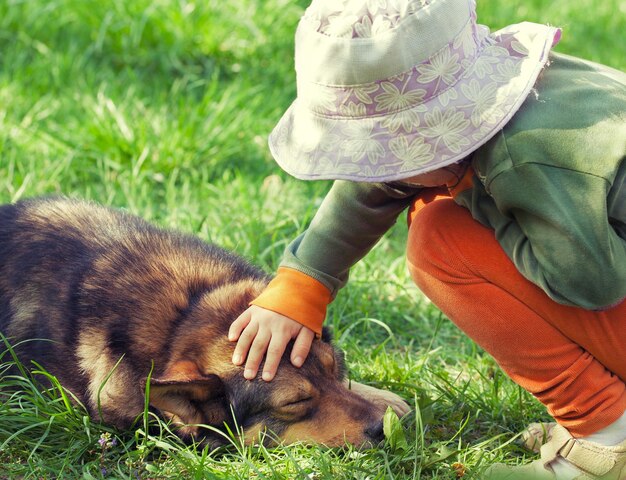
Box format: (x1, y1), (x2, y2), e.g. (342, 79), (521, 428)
(146, 281), (387, 448)
(148, 330), (387, 448)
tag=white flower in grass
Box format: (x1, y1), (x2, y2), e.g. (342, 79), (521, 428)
(380, 108), (422, 134)
(491, 58), (522, 83)
(374, 83), (426, 112)
(461, 79), (500, 126)
(341, 121), (385, 164)
(422, 107), (471, 153)
(389, 135), (434, 166)
(416, 48), (461, 86)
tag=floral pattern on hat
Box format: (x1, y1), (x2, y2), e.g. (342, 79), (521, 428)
(270, 0), (561, 182)
(303, 0), (430, 38)
(298, 17), (485, 120)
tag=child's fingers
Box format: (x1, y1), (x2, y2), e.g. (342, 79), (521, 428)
(231, 319), (258, 366)
(229, 308), (252, 342)
(261, 334), (291, 381)
(290, 328), (314, 368)
(243, 329), (272, 380)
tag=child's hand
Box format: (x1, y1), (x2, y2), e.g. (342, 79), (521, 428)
(228, 305), (315, 381)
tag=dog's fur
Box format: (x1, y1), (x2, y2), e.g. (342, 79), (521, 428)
(0, 197), (398, 447)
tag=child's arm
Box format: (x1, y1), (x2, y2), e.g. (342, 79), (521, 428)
(230, 180), (420, 381)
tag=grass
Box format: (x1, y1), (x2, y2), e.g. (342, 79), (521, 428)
(0, 0), (624, 478)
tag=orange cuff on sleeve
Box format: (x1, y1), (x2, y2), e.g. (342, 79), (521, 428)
(250, 267), (332, 336)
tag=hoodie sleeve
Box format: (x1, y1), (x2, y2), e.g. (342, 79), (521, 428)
(251, 180), (419, 333)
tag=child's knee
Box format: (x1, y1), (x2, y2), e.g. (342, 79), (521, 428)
(406, 199), (485, 294)
(406, 199), (460, 271)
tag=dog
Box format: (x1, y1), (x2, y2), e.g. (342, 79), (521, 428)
(0, 197), (408, 448)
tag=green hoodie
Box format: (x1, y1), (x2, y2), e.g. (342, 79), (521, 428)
(274, 52), (626, 316)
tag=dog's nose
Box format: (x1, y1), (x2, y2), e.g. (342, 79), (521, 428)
(365, 419), (385, 442)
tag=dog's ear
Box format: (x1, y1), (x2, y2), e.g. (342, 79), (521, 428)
(147, 361), (228, 432)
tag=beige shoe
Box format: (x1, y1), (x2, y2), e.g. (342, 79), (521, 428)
(522, 422), (557, 453)
(486, 425), (626, 479)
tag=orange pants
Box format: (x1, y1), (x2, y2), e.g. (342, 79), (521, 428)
(406, 194), (626, 437)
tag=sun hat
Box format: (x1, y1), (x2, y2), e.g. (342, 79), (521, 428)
(269, 0), (562, 182)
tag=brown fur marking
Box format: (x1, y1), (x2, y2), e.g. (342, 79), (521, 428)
(0, 197), (407, 448)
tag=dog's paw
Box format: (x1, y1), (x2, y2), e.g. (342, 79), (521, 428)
(347, 381), (411, 417)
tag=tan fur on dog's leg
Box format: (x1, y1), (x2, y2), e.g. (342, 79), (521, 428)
(346, 381), (410, 417)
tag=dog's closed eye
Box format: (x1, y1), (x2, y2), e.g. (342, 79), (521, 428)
(281, 396), (313, 408)
(274, 398), (314, 420)
(272, 386), (317, 419)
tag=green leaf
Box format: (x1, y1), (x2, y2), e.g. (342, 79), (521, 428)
(383, 406), (409, 452)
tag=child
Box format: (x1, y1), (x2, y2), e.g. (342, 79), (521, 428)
(229, 0), (626, 477)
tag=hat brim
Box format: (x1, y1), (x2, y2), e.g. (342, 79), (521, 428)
(269, 22), (561, 182)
